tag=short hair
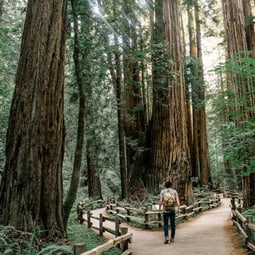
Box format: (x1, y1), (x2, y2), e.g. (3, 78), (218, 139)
(165, 180), (172, 188)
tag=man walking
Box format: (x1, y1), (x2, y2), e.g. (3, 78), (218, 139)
(159, 180), (180, 244)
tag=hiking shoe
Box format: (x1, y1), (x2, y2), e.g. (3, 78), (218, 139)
(170, 238), (174, 243)
(164, 239), (169, 244)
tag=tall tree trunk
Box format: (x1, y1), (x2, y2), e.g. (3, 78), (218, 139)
(186, 1), (211, 186)
(122, 0), (146, 197)
(222, 0), (255, 207)
(185, 5), (194, 181)
(87, 136), (102, 199)
(243, 0), (255, 58)
(148, 0), (191, 203)
(186, 2), (199, 179)
(83, 4), (102, 200)
(146, 0), (165, 193)
(0, 0), (3, 21)
(242, 0), (255, 207)
(63, 0), (87, 229)
(0, 0), (67, 240)
(105, 0), (128, 199)
(194, 0), (211, 186)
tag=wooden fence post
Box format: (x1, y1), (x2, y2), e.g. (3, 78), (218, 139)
(87, 210), (92, 228)
(77, 203), (85, 224)
(144, 209), (149, 229)
(73, 243), (86, 255)
(120, 227), (129, 251)
(126, 208), (130, 222)
(198, 202), (202, 212)
(99, 213), (104, 236)
(158, 211), (162, 227)
(115, 216), (120, 237)
(231, 198), (236, 210)
(246, 215), (254, 245)
(230, 198), (236, 221)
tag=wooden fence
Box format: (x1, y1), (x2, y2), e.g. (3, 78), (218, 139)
(105, 196), (221, 229)
(75, 207), (132, 255)
(230, 197), (255, 254)
(74, 195), (221, 255)
(73, 231), (132, 255)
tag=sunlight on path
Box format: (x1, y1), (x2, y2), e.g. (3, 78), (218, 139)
(128, 196), (248, 255)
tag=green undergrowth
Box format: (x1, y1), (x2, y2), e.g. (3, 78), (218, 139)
(0, 210), (121, 255)
(242, 206), (255, 221)
(67, 218), (121, 255)
(0, 188), (220, 254)
(242, 206), (255, 242)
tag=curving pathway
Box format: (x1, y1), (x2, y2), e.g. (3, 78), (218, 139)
(127, 196), (248, 255)
(89, 196), (248, 255)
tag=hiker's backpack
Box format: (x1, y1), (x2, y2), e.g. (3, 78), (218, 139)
(163, 189), (176, 211)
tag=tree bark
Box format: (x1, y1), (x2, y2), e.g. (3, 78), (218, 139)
(63, 0), (87, 229)
(221, 0), (255, 207)
(148, 0), (191, 203)
(0, 0), (67, 240)
(105, 0), (128, 199)
(122, 0), (146, 198)
(194, 0), (211, 186)
(0, 0), (3, 21)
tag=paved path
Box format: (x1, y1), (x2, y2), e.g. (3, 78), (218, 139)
(89, 196), (248, 255)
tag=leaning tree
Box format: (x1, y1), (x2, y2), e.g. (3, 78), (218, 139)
(0, 0), (67, 240)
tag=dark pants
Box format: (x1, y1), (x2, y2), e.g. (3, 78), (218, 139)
(163, 210), (176, 238)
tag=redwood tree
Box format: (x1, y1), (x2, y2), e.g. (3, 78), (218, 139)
(0, 0), (3, 20)
(185, 0), (211, 186)
(120, 0), (147, 198)
(0, 0), (67, 240)
(221, 0), (255, 207)
(147, 0), (192, 203)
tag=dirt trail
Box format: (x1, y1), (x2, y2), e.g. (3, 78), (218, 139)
(90, 196), (248, 255)
(127, 196), (248, 255)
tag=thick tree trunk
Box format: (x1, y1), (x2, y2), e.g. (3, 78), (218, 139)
(0, 0), (67, 240)
(63, 0), (87, 229)
(122, 0), (146, 198)
(148, 0), (191, 203)
(186, 1), (211, 186)
(0, 0), (3, 20)
(106, 0), (128, 199)
(243, 0), (255, 57)
(186, 3), (197, 179)
(194, 1), (211, 186)
(87, 138), (102, 199)
(222, 0), (255, 207)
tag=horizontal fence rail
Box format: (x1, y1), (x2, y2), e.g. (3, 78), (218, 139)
(105, 196), (221, 229)
(75, 194), (222, 255)
(73, 232), (133, 255)
(230, 197), (255, 254)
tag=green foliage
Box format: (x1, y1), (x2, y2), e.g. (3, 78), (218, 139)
(184, 56), (205, 110)
(37, 245), (72, 255)
(243, 206), (255, 220)
(242, 206), (255, 242)
(0, 225), (41, 255)
(0, 218), (121, 255)
(211, 51), (255, 181)
(0, 1), (26, 171)
(67, 217), (121, 255)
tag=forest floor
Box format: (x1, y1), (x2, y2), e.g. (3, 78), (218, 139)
(90, 195), (249, 255)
